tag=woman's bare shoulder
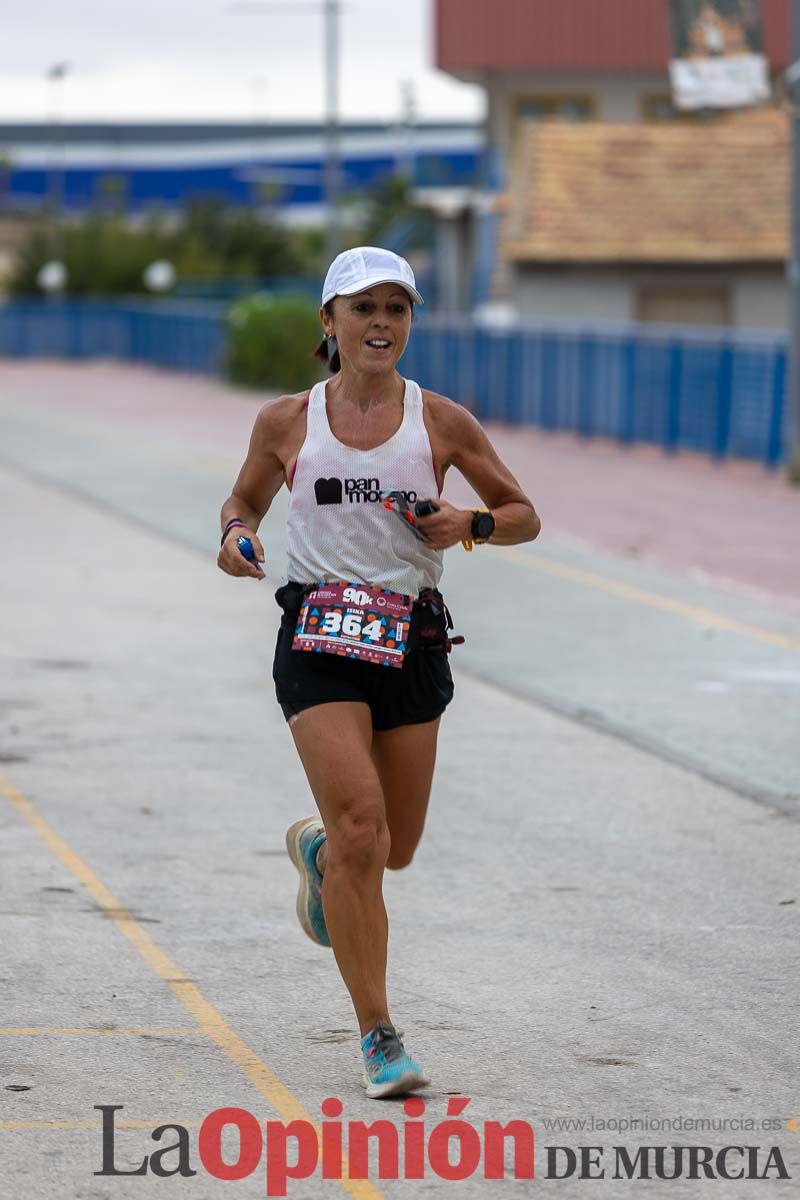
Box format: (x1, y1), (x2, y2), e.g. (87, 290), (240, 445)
(256, 389), (311, 425)
(251, 389), (312, 447)
(420, 387), (480, 438)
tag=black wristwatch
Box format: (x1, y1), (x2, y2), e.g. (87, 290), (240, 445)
(471, 509), (495, 543)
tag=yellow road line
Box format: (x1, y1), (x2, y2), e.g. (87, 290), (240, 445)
(0, 1027), (202, 1038)
(0, 774), (383, 1200)
(499, 548), (800, 653)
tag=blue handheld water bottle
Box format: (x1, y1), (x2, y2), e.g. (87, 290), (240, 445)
(237, 536), (257, 563)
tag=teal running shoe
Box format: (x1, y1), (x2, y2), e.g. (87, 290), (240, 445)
(285, 817), (330, 948)
(361, 1021), (430, 1099)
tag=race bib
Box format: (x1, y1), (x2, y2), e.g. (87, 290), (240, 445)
(292, 582), (414, 669)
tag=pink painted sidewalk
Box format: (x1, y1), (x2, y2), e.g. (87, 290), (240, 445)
(2, 360), (797, 608)
(445, 424), (798, 610)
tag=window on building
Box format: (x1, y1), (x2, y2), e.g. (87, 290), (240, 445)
(637, 287), (731, 327)
(514, 95), (594, 123)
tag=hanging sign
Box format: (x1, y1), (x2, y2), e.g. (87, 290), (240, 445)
(669, 1), (770, 110)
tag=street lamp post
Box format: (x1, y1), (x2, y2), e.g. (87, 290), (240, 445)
(396, 79), (417, 181)
(228, 1), (343, 263)
(322, 0), (342, 265)
(46, 62), (70, 250)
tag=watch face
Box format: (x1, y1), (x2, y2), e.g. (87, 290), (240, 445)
(473, 512), (495, 540)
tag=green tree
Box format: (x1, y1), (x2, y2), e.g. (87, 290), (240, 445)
(347, 174), (434, 252)
(0, 149), (13, 212)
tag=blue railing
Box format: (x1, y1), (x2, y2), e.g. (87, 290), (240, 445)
(0, 299), (788, 466)
(0, 297), (228, 374)
(402, 316), (788, 467)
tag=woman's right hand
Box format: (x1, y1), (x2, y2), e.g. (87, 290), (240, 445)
(217, 528), (266, 580)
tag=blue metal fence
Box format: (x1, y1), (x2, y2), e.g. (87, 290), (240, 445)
(0, 299), (788, 466)
(0, 298), (228, 374)
(402, 317), (788, 467)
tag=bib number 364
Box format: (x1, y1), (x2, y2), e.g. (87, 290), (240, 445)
(292, 581), (414, 669)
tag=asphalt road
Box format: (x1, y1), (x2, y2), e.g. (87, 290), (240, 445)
(1, 360), (798, 1198)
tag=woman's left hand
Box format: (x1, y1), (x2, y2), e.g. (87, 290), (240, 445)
(413, 499), (471, 550)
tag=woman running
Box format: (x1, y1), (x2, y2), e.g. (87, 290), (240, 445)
(218, 247), (540, 1098)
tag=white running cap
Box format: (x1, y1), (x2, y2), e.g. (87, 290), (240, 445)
(321, 246), (424, 306)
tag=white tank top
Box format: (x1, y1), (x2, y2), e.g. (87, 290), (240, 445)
(284, 376), (444, 597)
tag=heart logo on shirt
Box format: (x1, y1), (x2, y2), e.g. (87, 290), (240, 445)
(314, 477), (343, 505)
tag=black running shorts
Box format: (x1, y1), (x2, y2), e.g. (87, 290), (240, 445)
(272, 581), (455, 731)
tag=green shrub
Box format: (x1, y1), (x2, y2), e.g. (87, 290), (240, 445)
(224, 292), (325, 392)
(5, 198), (323, 297)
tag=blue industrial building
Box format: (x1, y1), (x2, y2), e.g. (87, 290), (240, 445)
(0, 121), (482, 220)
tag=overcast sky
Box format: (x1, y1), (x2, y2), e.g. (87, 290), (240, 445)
(1, 0), (484, 124)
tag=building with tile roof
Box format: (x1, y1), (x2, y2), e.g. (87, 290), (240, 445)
(495, 108), (788, 328)
(430, 0), (790, 327)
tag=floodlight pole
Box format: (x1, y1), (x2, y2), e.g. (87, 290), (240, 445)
(789, 0), (800, 481)
(228, 1), (342, 264)
(323, 0), (342, 265)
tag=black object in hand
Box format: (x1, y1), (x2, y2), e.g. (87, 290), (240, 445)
(414, 500), (440, 517)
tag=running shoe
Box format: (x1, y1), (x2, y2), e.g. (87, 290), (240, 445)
(361, 1020), (430, 1099)
(285, 817), (330, 948)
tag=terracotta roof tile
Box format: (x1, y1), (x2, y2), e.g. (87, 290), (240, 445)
(502, 109), (789, 264)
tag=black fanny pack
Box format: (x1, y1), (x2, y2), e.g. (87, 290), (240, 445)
(274, 582), (465, 654)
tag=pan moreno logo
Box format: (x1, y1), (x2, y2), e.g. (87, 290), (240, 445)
(313, 476), (417, 506)
(313, 476), (343, 505)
